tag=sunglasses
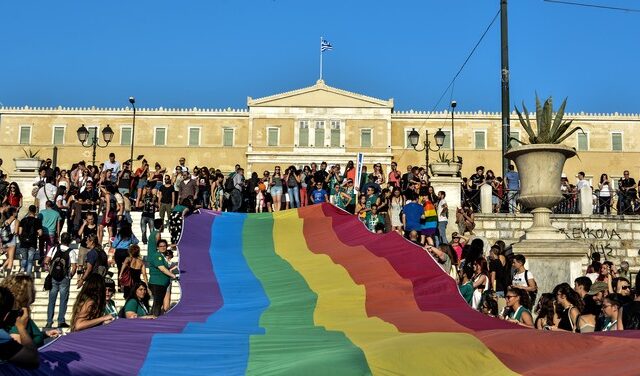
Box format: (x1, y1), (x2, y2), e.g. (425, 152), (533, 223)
(505, 295), (517, 299)
(621, 286), (630, 290)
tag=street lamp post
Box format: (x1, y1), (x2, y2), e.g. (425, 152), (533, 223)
(129, 96), (136, 164)
(76, 124), (114, 166)
(408, 128), (446, 171)
(451, 100), (457, 162)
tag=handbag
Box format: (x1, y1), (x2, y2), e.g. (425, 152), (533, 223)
(44, 274), (53, 291)
(119, 262), (133, 287)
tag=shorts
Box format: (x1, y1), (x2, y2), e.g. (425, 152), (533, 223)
(155, 182), (162, 190)
(78, 246), (90, 266)
(270, 186), (283, 197)
(101, 212), (116, 226)
(137, 179), (148, 189)
(2, 237), (16, 248)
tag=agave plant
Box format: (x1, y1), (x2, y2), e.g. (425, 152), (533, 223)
(436, 152), (451, 163)
(22, 148), (41, 158)
(513, 95), (583, 145)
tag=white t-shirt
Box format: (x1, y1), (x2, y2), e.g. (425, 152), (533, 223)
(46, 245), (78, 265)
(437, 199), (448, 222)
(512, 270), (534, 288)
(103, 160), (121, 175)
(36, 183), (58, 210)
(577, 179), (589, 192)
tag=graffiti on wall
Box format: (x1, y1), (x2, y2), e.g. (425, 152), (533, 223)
(559, 227), (621, 260)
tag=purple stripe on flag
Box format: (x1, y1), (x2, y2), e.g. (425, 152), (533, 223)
(4, 210), (223, 376)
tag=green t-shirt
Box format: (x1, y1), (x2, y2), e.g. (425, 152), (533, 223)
(124, 298), (149, 317)
(366, 194), (378, 209)
(104, 300), (118, 318)
(38, 209), (61, 236)
(10, 319), (44, 348)
(459, 282), (474, 306)
(364, 212), (384, 231)
(149, 252), (171, 287)
(172, 204), (187, 213)
(147, 229), (158, 258)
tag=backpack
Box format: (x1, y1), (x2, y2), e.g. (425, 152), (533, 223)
(92, 248), (109, 277)
(0, 219), (14, 243)
(50, 246), (70, 282)
(524, 270), (538, 309)
(224, 175), (236, 193)
(19, 217), (39, 246)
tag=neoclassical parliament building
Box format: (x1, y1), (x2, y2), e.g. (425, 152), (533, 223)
(1, 79), (638, 182)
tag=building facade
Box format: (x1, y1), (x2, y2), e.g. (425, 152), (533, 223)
(1, 79), (639, 182)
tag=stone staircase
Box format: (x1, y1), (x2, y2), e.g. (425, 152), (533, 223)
(0, 211), (182, 328)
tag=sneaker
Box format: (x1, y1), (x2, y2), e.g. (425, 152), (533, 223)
(58, 322), (70, 329)
(45, 322), (53, 328)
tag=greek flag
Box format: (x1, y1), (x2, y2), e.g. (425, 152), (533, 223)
(321, 39), (333, 52)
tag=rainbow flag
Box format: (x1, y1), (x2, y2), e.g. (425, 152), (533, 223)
(16, 204), (640, 375)
(421, 199), (438, 236)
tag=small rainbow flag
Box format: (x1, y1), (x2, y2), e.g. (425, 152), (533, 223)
(18, 204), (640, 375)
(421, 199), (438, 236)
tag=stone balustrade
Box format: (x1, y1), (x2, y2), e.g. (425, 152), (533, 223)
(473, 213), (640, 272)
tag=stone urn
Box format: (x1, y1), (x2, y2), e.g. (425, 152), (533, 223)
(429, 162), (461, 177)
(504, 144), (576, 239)
(13, 158), (42, 172)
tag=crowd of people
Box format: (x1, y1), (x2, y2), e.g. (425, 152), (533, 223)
(1, 153), (640, 370)
(446, 236), (640, 332)
(460, 165), (639, 215)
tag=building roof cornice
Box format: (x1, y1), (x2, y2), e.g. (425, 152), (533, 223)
(247, 79), (394, 108)
(392, 109), (640, 120)
(0, 105), (249, 116)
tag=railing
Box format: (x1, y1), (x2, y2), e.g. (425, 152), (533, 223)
(467, 186), (640, 216)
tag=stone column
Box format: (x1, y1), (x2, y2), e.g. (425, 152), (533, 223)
(480, 184), (493, 214)
(430, 176), (462, 237)
(511, 239), (588, 298)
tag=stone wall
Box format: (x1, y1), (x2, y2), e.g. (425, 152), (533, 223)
(474, 214), (640, 273)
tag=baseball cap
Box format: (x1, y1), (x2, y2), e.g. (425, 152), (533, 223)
(587, 281), (608, 295)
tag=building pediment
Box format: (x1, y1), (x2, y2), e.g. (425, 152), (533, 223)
(247, 79), (393, 109)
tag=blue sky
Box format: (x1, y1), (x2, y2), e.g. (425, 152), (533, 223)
(0, 0), (638, 113)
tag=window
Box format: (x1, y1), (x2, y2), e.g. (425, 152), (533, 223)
(120, 126), (132, 146)
(87, 126), (98, 143)
(611, 132), (623, 151)
(360, 129), (372, 148)
(19, 126), (31, 145)
(509, 131), (520, 148)
(474, 130), (486, 149)
(314, 121), (325, 147)
(298, 121), (309, 147)
(441, 130), (452, 149)
(53, 126), (65, 145)
(188, 127), (201, 146)
(154, 127), (167, 146)
(267, 127), (279, 146)
(577, 132), (589, 151)
(223, 128), (234, 147)
(405, 130), (413, 149)
(330, 120), (341, 147)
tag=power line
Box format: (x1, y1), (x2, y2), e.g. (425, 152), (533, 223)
(428, 9), (501, 115)
(396, 8), (500, 164)
(544, 0), (640, 13)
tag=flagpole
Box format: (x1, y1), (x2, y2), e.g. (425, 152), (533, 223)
(319, 36), (323, 80)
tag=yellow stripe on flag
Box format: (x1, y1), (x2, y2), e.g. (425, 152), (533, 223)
(272, 210), (516, 376)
